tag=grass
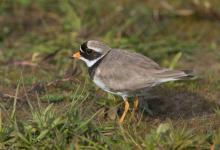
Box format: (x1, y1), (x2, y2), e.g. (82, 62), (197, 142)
(1, 0), (220, 149)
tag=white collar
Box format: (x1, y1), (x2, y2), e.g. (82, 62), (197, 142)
(80, 55), (105, 67)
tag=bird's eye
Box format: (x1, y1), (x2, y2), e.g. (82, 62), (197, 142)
(86, 49), (93, 54)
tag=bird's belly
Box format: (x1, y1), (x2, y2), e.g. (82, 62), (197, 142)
(92, 76), (155, 98)
(93, 76), (127, 96)
(93, 76), (110, 92)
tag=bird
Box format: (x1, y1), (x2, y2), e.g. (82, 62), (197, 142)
(72, 40), (193, 123)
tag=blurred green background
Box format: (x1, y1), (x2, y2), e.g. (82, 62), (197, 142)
(1, 0), (220, 149)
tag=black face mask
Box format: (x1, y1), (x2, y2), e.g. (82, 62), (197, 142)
(80, 42), (102, 60)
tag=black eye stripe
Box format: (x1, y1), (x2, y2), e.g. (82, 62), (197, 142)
(80, 41), (102, 60)
(85, 48), (92, 54)
(81, 42), (88, 51)
(80, 50), (102, 60)
(80, 42), (92, 54)
(80, 48), (93, 55)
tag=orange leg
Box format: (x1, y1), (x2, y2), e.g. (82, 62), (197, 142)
(119, 100), (129, 124)
(133, 96), (139, 112)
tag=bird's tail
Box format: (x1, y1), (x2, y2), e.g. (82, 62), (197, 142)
(155, 69), (194, 83)
(180, 70), (194, 79)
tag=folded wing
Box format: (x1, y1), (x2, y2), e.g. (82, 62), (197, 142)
(96, 49), (192, 92)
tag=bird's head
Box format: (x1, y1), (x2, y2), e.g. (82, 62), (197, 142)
(72, 40), (111, 67)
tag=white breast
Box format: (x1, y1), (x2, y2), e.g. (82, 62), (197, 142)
(93, 69), (128, 98)
(93, 68), (115, 94)
(93, 76), (110, 92)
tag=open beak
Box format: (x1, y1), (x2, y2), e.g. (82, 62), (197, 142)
(71, 51), (81, 59)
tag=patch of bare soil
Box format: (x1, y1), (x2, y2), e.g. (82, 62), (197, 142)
(141, 86), (214, 119)
(135, 84), (220, 131)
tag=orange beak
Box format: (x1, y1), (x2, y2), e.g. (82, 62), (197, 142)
(72, 51), (81, 59)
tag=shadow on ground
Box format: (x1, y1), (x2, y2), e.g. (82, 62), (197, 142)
(138, 86), (215, 120)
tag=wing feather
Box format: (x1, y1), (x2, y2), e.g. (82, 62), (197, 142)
(95, 49), (164, 92)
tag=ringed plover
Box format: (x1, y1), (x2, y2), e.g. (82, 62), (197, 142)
(72, 40), (193, 123)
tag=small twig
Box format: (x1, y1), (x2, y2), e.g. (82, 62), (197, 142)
(13, 60), (38, 67)
(0, 92), (22, 101)
(42, 48), (61, 62)
(46, 77), (76, 86)
(28, 77), (80, 93)
(0, 77), (76, 101)
(210, 143), (214, 150)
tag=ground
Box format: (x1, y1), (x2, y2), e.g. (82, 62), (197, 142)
(0, 0), (220, 149)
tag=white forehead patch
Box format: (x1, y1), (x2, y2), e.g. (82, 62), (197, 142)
(87, 45), (103, 52)
(87, 41), (103, 52)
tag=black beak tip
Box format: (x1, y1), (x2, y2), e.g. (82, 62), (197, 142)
(69, 56), (74, 59)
